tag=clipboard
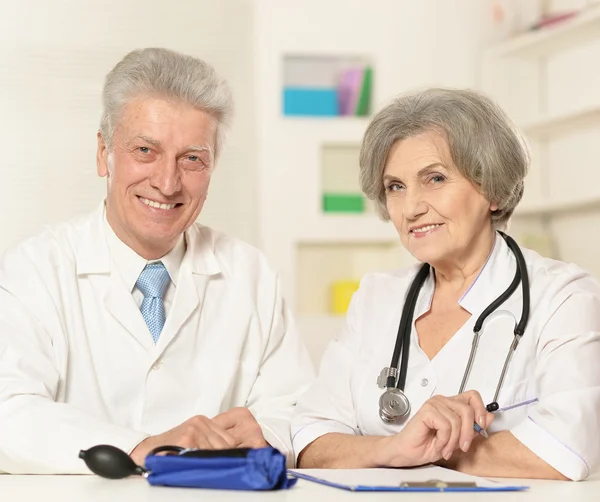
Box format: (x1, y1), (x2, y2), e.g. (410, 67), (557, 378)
(288, 466), (529, 492)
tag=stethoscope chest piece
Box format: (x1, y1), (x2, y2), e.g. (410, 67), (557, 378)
(379, 388), (410, 423)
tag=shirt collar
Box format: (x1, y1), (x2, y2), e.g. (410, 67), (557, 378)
(104, 212), (185, 292)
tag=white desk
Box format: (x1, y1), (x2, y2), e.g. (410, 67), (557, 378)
(2, 472), (599, 502)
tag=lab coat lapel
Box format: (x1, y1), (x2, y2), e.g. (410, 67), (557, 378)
(103, 273), (156, 351)
(156, 269), (205, 350)
(76, 202), (156, 351)
(459, 233), (517, 316)
(155, 224), (220, 351)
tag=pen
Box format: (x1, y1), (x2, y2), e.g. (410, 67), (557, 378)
(473, 422), (489, 438)
(472, 397), (539, 439)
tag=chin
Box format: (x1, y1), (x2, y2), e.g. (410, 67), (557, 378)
(407, 246), (448, 266)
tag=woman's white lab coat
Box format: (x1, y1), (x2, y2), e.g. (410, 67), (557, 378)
(292, 233), (600, 480)
(0, 204), (314, 473)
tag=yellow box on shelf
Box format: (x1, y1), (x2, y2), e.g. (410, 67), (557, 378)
(330, 280), (361, 315)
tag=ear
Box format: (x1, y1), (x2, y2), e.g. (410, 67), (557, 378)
(490, 201), (499, 212)
(96, 131), (109, 178)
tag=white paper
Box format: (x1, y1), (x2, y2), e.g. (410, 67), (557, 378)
(290, 465), (521, 489)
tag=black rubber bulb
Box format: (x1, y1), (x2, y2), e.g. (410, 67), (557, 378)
(79, 445), (146, 479)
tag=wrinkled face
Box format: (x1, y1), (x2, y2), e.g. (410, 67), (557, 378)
(383, 131), (497, 267)
(97, 96), (218, 259)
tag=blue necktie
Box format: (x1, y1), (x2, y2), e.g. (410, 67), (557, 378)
(136, 262), (170, 343)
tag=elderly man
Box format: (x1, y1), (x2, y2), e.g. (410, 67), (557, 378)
(0, 48), (314, 473)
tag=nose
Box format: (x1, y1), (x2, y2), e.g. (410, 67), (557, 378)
(149, 157), (181, 196)
(402, 187), (428, 220)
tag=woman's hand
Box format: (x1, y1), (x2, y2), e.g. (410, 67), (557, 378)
(373, 390), (495, 467)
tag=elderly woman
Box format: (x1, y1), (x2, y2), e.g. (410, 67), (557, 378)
(292, 88), (600, 481)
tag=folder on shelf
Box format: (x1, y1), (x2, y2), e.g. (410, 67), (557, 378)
(288, 465), (529, 492)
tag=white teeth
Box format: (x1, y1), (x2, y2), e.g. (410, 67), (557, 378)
(411, 224), (441, 234)
(140, 197), (176, 210)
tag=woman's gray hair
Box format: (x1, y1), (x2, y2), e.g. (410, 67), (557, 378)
(99, 47), (233, 159)
(359, 88), (530, 229)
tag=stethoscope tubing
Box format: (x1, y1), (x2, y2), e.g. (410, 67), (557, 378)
(385, 232), (530, 411)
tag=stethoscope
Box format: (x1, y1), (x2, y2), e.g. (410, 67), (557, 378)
(377, 231), (530, 424)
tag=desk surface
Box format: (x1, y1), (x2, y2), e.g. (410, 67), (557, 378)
(2, 471), (599, 502)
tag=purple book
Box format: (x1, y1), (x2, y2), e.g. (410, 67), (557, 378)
(338, 67), (364, 115)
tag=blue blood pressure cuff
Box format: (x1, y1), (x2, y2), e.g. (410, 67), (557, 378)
(144, 446), (296, 491)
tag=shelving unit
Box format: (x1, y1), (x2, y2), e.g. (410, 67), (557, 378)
(516, 194), (600, 217)
(489, 5), (600, 59)
(522, 104), (600, 138)
(481, 4), (600, 274)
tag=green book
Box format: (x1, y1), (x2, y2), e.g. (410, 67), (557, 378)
(323, 193), (364, 213)
(355, 66), (372, 116)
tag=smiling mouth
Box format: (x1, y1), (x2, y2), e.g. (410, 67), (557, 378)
(138, 196), (182, 210)
(410, 224), (442, 235)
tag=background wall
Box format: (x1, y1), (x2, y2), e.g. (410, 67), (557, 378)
(2, 1), (597, 366)
(254, 0), (500, 364)
(0, 0), (258, 248)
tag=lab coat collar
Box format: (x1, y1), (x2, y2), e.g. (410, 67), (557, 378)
(458, 232), (516, 315)
(413, 232), (516, 319)
(76, 201), (222, 277)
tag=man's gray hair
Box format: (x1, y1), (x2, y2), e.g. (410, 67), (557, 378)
(99, 47), (233, 159)
(359, 88), (530, 229)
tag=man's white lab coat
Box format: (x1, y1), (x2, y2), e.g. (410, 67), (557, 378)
(0, 204), (314, 473)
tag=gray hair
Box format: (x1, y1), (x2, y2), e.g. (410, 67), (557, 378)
(359, 88), (530, 229)
(99, 47), (233, 159)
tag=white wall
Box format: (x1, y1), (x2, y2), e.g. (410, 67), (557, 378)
(254, 0), (499, 303)
(0, 0), (257, 249)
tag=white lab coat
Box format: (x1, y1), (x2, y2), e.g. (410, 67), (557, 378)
(0, 203), (315, 474)
(292, 233), (600, 481)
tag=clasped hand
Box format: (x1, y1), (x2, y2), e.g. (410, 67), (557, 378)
(374, 390), (494, 467)
(130, 407), (268, 465)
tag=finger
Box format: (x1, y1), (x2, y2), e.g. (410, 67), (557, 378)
(432, 404), (463, 459)
(212, 410), (238, 430)
(485, 411), (495, 429)
(205, 420), (238, 448)
(192, 419), (235, 449)
(420, 406), (453, 458)
(444, 400), (477, 451)
(458, 390), (488, 430)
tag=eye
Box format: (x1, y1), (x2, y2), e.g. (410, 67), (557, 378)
(429, 174), (446, 184)
(386, 182), (404, 192)
(187, 155), (200, 162)
(138, 146), (151, 154)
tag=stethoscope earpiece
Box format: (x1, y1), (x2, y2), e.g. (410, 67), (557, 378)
(486, 402), (500, 413)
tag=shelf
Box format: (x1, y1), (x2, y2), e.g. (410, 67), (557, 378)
(522, 105), (600, 138)
(283, 54), (373, 117)
(489, 6), (600, 59)
(280, 116), (371, 142)
(295, 215), (398, 243)
(515, 194), (600, 217)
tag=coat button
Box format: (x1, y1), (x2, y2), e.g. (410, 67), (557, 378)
(421, 378), (429, 387)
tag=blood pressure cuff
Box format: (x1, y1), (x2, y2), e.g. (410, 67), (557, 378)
(144, 447), (296, 491)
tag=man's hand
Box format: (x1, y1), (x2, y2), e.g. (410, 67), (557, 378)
(212, 407), (268, 449)
(373, 391), (495, 468)
(130, 415), (237, 465)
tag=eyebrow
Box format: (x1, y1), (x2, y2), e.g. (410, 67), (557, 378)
(383, 162), (447, 182)
(186, 145), (213, 155)
(128, 136), (213, 156)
